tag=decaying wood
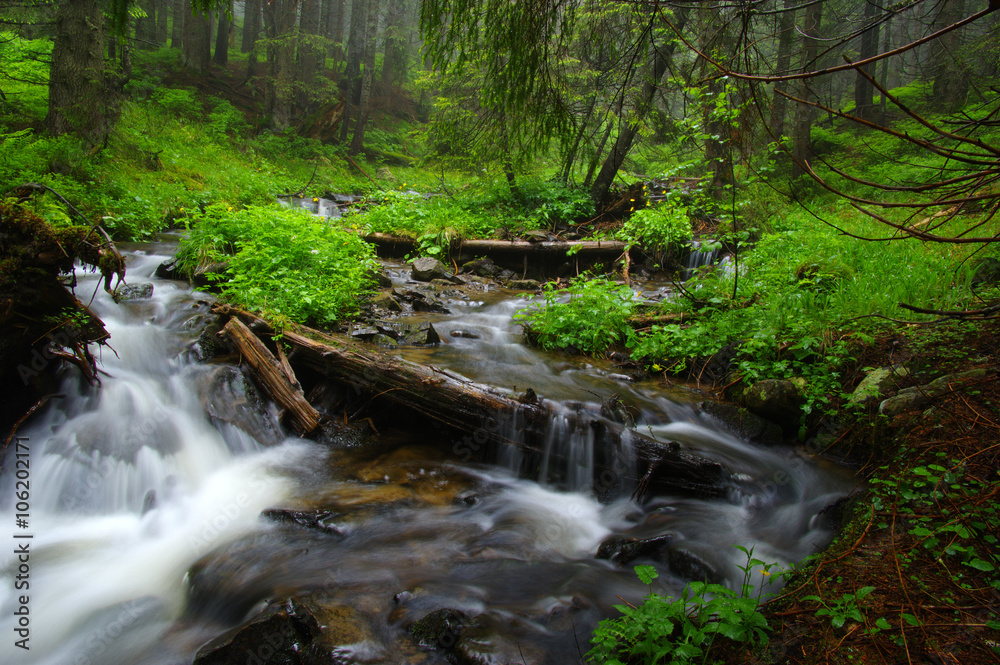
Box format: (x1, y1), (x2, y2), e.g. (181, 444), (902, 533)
(214, 306), (729, 499)
(221, 317), (320, 434)
(626, 312), (688, 332)
(454, 238), (627, 263)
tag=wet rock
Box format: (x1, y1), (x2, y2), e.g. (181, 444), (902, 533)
(320, 484), (415, 511)
(350, 325), (379, 340)
(699, 401), (784, 447)
(453, 613), (545, 665)
(739, 379), (805, 429)
(261, 509), (345, 537)
(192, 262), (229, 289)
(596, 534), (673, 565)
(193, 599), (318, 665)
(496, 269), (515, 282)
(155, 258), (183, 280)
(370, 292), (402, 312)
(141, 489), (157, 515)
(197, 318), (231, 360)
(195, 366), (284, 447)
(116, 283), (154, 301)
(372, 321), (441, 345)
(506, 279), (540, 291)
(368, 268), (393, 288)
(880, 368), (988, 416)
(666, 548), (723, 583)
(460, 257), (500, 278)
(450, 330), (480, 339)
(847, 365), (910, 407)
(297, 598), (376, 657)
(369, 333), (398, 348)
(407, 608), (469, 649)
(595, 535), (722, 583)
(410, 297), (451, 314)
(411, 257), (461, 283)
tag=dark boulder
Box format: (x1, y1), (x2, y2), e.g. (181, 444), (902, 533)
(411, 257), (461, 284)
(699, 400), (784, 447)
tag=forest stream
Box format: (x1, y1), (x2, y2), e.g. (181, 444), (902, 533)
(0, 236), (854, 665)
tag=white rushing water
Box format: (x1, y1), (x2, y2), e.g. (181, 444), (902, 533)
(0, 250), (314, 665)
(0, 244), (853, 665)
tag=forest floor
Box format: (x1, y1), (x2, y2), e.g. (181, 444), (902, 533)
(728, 318), (1000, 665)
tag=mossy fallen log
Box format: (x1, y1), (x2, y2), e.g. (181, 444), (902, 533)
(213, 306), (729, 499)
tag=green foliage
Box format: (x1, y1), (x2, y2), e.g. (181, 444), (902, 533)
(619, 196), (692, 264)
(177, 204), (378, 326)
(802, 586), (876, 630)
(152, 87), (202, 119)
(206, 99), (250, 140)
(869, 462), (1000, 591)
(513, 179), (594, 230)
(0, 32), (51, 122)
(514, 278), (636, 355)
(587, 548), (776, 664)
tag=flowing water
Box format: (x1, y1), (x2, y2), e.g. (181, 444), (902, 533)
(0, 239), (853, 665)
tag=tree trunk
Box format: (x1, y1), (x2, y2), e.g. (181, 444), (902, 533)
(380, 0), (406, 90)
(324, 0), (344, 60)
(768, 0), (796, 138)
(930, 0), (968, 112)
(698, 6), (733, 200)
(171, 0), (185, 49)
(136, 0), (156, 49)
(46, 0), (110, 144)
(333, 0), (346, 60)
(300, 0), (323, 90)
(242, 0), (260, 53)
(343, 0), (368, 105)
(222, 317), (320, 435)
(155, 0), (168, 45)
(214, 5), (232, 65)
(263, 0), (299, 131)
(183, 8), (212, 74)
(348, 0), (381, 155)
(790, 1), (823, 181)
(853, 0), (880, 122)
(590, 7), (690, 204)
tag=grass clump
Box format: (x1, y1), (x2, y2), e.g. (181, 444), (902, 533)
(177, 204), (378, 326)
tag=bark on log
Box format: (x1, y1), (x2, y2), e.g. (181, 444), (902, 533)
(222, 317), (320, 434)
(626, 313), (688, 330)
(215, 307), (729, 499)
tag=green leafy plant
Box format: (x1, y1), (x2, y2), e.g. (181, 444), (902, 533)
(177, 204), (378, 326)
(514, 277), (637, 355)
(618, 197), (693, 266)
(587, 547), (776, 664)
(803, 586), (877, 630)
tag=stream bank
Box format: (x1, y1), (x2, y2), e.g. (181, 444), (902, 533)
(0, 234), (854, 665)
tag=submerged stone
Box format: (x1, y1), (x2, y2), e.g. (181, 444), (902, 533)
(115, 282), (154, 301)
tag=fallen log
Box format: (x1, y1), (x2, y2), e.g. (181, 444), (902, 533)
(214, 306), (729, 499)
(626, 312), (688, 330)
(222, 317), (320, 435)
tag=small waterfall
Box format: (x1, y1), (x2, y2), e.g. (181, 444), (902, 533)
(684, 239), (721, 280)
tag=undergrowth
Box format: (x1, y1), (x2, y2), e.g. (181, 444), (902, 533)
(176, 204), (378, 326)
(587, 549), (780, 664)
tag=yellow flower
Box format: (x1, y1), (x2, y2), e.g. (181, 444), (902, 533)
(759, 569), (771, 576)
(313, 197), (319, 202)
